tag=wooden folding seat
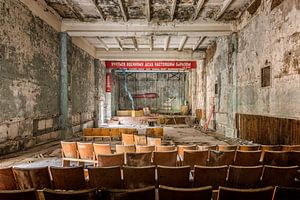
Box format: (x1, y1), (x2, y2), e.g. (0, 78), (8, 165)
(122, 133), (135, 145)
(88, 166), (122, 189)
(238, 145), (260, 151)
(136, 145), (155, 153)
(260, 145), (282, 161)
(97, 153), (124, 167)
(146, 127), (164, 138)
(177, 144), (197, 160)
(101, 186), (155, 200)
(83, 128), (93, 137)
(0, 189), (38, 200)
(93, 143), (112, 157)
(183, 150), (208, 168)
(156, 145), (176, 152)
(43, 188), (97, 200)
(217, 186), (274, 200)
(61, 141), (79, 166)
(110, 128), (120, 138)
(261, 165), (298, 187)
(77, 142), (95, 164)
(50, 166), (86, 190)
(134, 135), (147, 145)
(227, 165), (263, 188)
(262, 151), (289, 166)
(147, 137), (162, 147)
(208, 150), (235, 166)
(159, 185), (212, 200)
(217, 145), (238, 151)
(0, 167), (18, 190)
(197, 145), (217, 151)
(153, 150), (177, 166)
(123, 166), (156, 189)
(234, 150), (261, 166)
(115, 144), (135, 154)
(288, 151), (300, 166)
(281, 145), (300, 151)
(157, 166), (191, 188)
(193, 165), (228, 190)
(13, 166), (51, 189)
(119, 128), (137, 135)
(125, 152), (152, 166)
(273, 186), (300, 200)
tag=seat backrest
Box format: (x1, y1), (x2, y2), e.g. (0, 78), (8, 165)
(0, 189), (38, 200)
(194, 165), (228, 190)
(260, 145), (282, 161)
(136, 145), (155, 153)
(208, 150), (236, 166)
(234, 150), (261, 166)
(177, 145), (197, 159)
(261, 165), (298, 187)
(13, 167), (51, 190)
(43, 188), (97, 200)
(227, 165), (263, 188)
(146, 127), (164, 138)
(61, 141), (78, 158)
(102, 186), (155, 200)
(147, 137), (162, 146)
(83, 128), (93, 137)
(273, 186), (300, 200)
(159, 185), (212, 200)
(183, 150), (208, 168)
(238, 145), (260, 151)
(281, 145), (300, 152)
(218, 145), (237, 151)
(50, 166), (86, 190)
(134, 135), (147, 145)
(93, 144), (112, 157)
(122, 133), (135, 145)
(116, 144), (135, 154)
(153, 150), (177, 166)
(126, 152), (152, 167)
(217, 186), (274, 200)
(288, 151), (300, 166)
(77, 142), (94, 160)
(156, 145), (176, 152)
(110, 128), (120, 138)
(123, 166), (156, 189)
(157, 166), (191, 188)
(93, 128), (110, 137)
(97, 153), (124, 167)
(197, 145), (217, 151)
(88, 166), (122, 189)
(263, 151), (289, 166)
(0, 167), (18, 190)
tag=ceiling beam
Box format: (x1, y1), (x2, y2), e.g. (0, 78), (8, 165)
(96, 36), (109, 51)
(114, 37), (123, 51)
(178, 36), (188, 51)
(132, 37), (138, 51)
(149, 36), (153, 51)
(93, 0), (106, 20)
(65, 0), (85, 21)
(145, 0), (151, 22)
(164, 36), (171, 51)
(118, 0), (128, 22)
(193, 37), (206, 51)
(216, 0), (234, 20)
(170, 0), (177, 21)
(193, 0), (206, 20)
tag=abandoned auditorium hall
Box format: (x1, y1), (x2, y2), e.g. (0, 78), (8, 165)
(0, 0), (299, 199)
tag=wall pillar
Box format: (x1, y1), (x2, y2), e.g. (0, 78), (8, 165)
(94, 59), (101, 127)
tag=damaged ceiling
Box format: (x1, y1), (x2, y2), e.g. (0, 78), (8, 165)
(43, 0), (253, 54)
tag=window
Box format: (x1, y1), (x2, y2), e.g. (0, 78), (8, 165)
(261, 66), (271, 87)
(215, 83), (218, 95)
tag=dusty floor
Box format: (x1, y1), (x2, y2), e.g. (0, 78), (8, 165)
(0, 125), (252, 168)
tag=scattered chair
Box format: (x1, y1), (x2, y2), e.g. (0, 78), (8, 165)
(136, 145), (155, 153)
(227, 165), (263, 188)
(123, 166), (156, 189)
(261, 165), (298, 187)
(197, 145), (217, 151)
(159, 185), (212, 200)
(77, 142), (95, 164)
(0, 167), (18, 190)
(208, 150), (235, 166)
(217, 186), (274, 200)
(43, 188), (97, 200)
(134, 135), (147, 145)
(194, 165), (228, 190)
(93, 144), (112, 156)
(272, 186), (300, 200)
(217, 145), (237, 151)
(115, 144), (135, 154)
(122, 133), (135, 145)
(147, 137), (162, 147)
(50, 166), (86, 190)
(157, 166), (191, 188)
(177, 145), (197, 160)
(234, 150), (261, 166)
(0, 189), (38, 200)
(97, 153), (124, 167)
(183, 150), (208, 168)
(156, 145), (176, 152)
(262, 151), (289, 166)
(61, 141), (79, 166)
(125, 152), (152, 167)
(88, 166), (122, 189)
(13, 166), (51, 189)
(153, 150), (177, 166)
(101, 186), (155, 200)
(238, 145), (260, 151)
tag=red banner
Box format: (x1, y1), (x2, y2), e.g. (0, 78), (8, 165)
(105, 61), (196, 69)
(106, 73), (112, 92)
(132, 93), (159, 99)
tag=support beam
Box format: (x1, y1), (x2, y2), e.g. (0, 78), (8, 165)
(93, 0), (106, 20)
(216, 0), (234, 20)
(118, 0), (128, 22)
(193, 0), (206, 20)
(65, 0), (85, 21)
(193, 36), (206, 51)
(114, 37), (123, 51)
(145, 0), (151, 22)
(164, 36), (171, 51)
(178, 36), (188, 51)
(96, 36), (109, 51)
(132, 37), (138, 51)
(170, 0), (177, 21)
(149, 36), (153, 51)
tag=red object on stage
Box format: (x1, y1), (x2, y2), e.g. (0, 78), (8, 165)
(106, 73), (112, 92)
(105, 61), (196, 70)
(132, 93), (159, 99)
